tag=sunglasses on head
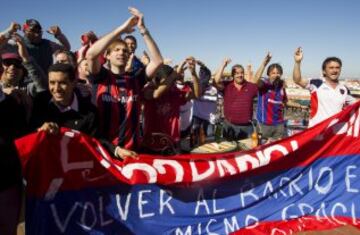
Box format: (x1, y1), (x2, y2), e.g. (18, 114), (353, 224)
(2, 59), (23, 68)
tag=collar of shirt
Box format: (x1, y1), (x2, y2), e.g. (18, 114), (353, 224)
(50, 93), (79, 113)
(322, 77), (342, 90)
(233, 80), (247, 90)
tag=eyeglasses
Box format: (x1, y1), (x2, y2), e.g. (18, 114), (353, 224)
(2, 59), (23, 68)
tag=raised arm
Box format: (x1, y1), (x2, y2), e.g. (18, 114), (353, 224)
(186, 57), (200, 100)
(125, 53), (135, 72)
(253, 52), (272, 85)
(129, 7), (163, 78)
(0, 22), (20, 38)
(0, 22), (20, 49)
(144, 72), (178, 100)
(13, 34), (47, 94)
(293, 47), (308, 88)
(214, 58), (231, 90)
(197, 59), (211, 93)
(47, 26), (71, 51)
(176, 59), (187, 75)
(86, 16), (138, 75)
(141, 50), (150, 66)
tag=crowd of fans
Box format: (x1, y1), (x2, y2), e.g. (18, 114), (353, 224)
(0, 7), (356, 235)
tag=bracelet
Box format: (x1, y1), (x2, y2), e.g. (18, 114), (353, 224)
(139, 28), (149, 36)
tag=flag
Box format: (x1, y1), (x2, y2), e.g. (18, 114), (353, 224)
(15, 101), (360, 235)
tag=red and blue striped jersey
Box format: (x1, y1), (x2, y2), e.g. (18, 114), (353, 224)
(92, 67), (146, 150)
(256, 77), (287, 125)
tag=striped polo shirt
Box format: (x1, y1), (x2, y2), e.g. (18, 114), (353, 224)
(223, 80), (258, 125)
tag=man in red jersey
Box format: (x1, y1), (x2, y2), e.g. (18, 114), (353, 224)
(214, 58), (258, 141)
(86, 7), (163, 160)
(141, 63), (200, 154)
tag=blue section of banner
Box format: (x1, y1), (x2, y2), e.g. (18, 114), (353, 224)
(26, 154), (360, 235)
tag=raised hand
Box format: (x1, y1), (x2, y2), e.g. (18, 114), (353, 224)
(187, 57), (196, 74)
(294, 47), (303, 63)
(47, 25), (62, 37)
(12, 33), (30, 62)
(128, 7), (145, 29)
(141, 51), (150, 65)
(163, 58), (172, 65)
(223, 58), (232, 67)
(0, 34), (6, 47)
(121, 16), (138, 34)
(264, 52), (272, 65)
(8, 22), (21, 34)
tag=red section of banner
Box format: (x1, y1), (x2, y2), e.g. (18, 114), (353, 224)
(15, 101), (360, 194)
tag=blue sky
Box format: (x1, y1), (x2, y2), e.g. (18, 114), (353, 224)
(1, 0), (360, 78)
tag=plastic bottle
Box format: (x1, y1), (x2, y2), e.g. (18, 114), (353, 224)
(251, 131), (258, 148)
(199, 127), (206, 145)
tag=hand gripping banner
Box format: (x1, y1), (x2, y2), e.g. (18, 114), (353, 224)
(15, 101), (360, 234)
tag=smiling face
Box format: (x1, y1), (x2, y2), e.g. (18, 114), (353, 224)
(232, 66), (245, 85)
(268, 67), (282, 82)
(1, 59), (24, 86)
(49, 71), (75, 107)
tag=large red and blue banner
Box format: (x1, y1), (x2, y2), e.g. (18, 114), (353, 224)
(15, 102), (360, 234)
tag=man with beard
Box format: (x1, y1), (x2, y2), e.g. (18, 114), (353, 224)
(22, 19), (71, 73)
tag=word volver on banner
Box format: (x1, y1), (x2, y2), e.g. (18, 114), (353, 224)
(15, 101), (360, 234)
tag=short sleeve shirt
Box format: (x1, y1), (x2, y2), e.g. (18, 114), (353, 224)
(92, 67), (146, 150)
(307, 78), (356, 127)
(223, 81), (258, 125)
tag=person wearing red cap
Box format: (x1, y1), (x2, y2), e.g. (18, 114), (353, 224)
(21, 19), (71, 73)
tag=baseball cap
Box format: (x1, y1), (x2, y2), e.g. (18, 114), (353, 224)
(23, 19), (42, 31)
(1, 52), (22, 61)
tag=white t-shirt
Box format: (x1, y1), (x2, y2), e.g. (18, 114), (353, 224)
(307, 78), (356, 127)
(180, 100), (193, 131)
(193, 86), (218, 124)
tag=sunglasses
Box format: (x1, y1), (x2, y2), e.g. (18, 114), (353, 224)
(25, 28), (43, 35)
(2, 59), (23, 68)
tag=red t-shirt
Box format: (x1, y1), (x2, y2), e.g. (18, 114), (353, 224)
(142, 85), (187, 142)
(223, 81), (258, 125)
